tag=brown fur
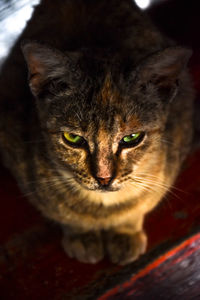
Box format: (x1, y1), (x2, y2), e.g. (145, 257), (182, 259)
(0, 0), (194, 265)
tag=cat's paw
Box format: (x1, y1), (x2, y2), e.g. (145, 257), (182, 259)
(62, 231), (104, 264)
(105, 230), (147, 265)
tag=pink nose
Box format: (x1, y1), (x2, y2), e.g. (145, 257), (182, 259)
(97, 177), (111, 186)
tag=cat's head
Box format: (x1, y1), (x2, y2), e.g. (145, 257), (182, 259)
(22, 42), (191, 194)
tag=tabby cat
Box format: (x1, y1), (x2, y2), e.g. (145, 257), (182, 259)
(0, 0), (194, 265)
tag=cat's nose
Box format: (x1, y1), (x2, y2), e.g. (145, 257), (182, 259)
(97, 176), (111, 186)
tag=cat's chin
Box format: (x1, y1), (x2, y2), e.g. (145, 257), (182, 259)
(83, 185), (120, 193)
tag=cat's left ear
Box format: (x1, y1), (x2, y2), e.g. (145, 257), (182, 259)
(21, 41), (79, 97)
(138, 46), (192, 89)
(21, 42), (65, 97)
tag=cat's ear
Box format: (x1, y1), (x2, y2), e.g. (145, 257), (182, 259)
(21, 42), (70, 97)
(138, 47), (192, 90)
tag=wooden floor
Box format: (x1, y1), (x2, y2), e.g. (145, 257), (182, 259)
(1, 0), (200, 299)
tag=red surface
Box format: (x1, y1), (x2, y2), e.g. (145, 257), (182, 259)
(98, 233), (200, 300)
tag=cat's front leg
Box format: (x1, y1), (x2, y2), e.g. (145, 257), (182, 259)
(104, 224), (147, 265)
(61, 226), (104, 264)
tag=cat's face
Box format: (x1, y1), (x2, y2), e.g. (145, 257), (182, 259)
(22, 43), (191, 193)
(44, 76), (161, 193)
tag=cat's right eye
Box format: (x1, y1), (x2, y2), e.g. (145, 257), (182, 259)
(62, 132), (87, 147)
(119, 132), (145, 148)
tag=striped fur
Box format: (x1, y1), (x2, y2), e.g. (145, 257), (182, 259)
(0, 0), (194, 264)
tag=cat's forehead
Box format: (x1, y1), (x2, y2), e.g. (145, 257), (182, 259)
(83, 73), (141, 130)
(97, 73), (118, 105)
(46, 65), (162, 132)
(63, 109), (142, 137)
(94, 72), (131, 114)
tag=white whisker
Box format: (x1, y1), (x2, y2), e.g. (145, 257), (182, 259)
(131, 176), (182, 201)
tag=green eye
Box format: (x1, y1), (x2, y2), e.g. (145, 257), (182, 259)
(63, 132), (85, 146)
(123, 133), (141, 143)
(120, 132), (145, 147)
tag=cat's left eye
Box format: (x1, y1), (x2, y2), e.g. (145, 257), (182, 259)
(63, 132), (86, 147)
(120, 132), (145, 148)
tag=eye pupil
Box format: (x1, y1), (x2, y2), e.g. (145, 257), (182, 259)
(69, 133), (80, 142)
(63, 132), (84, 146)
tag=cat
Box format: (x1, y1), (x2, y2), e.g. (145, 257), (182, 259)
(0, 0), (194, 265)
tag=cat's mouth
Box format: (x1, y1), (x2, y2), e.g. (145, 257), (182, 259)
(82, 185), (120, 193)
(97, 186), (120, 192)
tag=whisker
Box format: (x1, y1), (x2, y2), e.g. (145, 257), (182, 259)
(135, 172), (188, 194)
(132, 176), (182, 201)
(19, 178), (76, 199)
(131, 176), (170, 193)
(23, 176), (74, 186)
(130, 182), (162, 197)
(160, 138), (177, 146)
(133, 176), (170, 189)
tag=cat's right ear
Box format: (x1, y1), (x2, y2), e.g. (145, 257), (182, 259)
(138, 47), (192, 84)
(21, 41), (69, 97)
(137, 47), (192, 101)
